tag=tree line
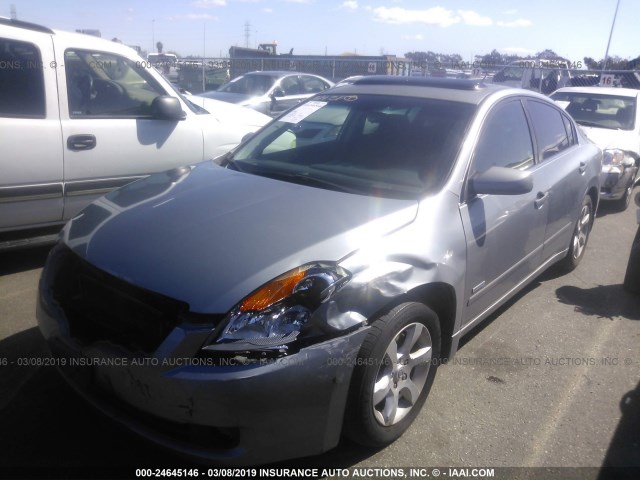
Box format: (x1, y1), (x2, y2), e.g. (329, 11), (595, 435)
(405, 49), (640, 70)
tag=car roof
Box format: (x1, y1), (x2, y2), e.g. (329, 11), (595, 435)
(553, 86), (640, 98)
(328, 76), (512, 105)
(244, 70), (326, 77)
(0, 17), (144, 59)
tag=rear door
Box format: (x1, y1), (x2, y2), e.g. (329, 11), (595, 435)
(53, 41), (203, 220)
(524, 99), (586, 262)
(460, 98), (547, 326)
(0, 29), (63, 230)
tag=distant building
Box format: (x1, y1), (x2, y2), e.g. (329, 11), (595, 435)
(75, 29), (101, 38)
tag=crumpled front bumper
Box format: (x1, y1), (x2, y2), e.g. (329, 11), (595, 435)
(37, 269), (369, 466)
(600, 166), (635, 200)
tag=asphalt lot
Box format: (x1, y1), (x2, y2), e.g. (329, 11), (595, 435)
(0, 199), (639, 478)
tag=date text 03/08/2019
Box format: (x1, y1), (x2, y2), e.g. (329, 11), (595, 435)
(134, 467), (497, 478)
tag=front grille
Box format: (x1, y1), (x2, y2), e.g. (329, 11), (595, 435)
(50, 245), (189, 354)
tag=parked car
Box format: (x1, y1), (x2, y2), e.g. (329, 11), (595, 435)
(493, 59), (572, 94)
(624, 191), (640, 293)
(551, 87), (640, 210)
(0, 18), (270, 250)
(199, 70), (333, 117)
(38, 77), (601, 465)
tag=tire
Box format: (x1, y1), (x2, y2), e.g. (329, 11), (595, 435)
(613, 181), (634, 212)
(558, 195), (593, 272)
(623, 227), (640, 294)
(344, 302), (441, 447)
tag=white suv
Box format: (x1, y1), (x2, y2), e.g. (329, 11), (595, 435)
(0, 18), (270, 249)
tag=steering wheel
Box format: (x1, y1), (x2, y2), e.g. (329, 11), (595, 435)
(93, 78), (125, 97)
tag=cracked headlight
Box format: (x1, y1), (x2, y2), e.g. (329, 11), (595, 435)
(603, 149), (625, 166)
(202, 263), (351, 355)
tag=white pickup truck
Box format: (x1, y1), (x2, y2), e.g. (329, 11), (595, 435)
(0, 18), (270, 249)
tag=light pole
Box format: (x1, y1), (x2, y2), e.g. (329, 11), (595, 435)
(602, 0), (620, 71)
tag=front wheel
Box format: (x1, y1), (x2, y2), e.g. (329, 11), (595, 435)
(623, 227), (640, 294)
(558, 195), (593, 272)
(344, 302), (441, 447)
(613, 180), (634, 212)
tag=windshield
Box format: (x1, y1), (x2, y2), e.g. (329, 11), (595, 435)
(227, 94), (475, 199)
(218, 74), (276, 95)
(552, 92), (637, 130)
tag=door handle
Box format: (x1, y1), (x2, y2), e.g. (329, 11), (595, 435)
(579, 161), (587, 174)
(67, 134), (96, 151)
(535, 191), (549, 209)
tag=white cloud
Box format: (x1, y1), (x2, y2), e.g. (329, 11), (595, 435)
(263, 7), (273, 13)
(502, 9), (518, 15)
(281, 0), (311, 3)
(458, 10), (492, 26)
(372, 6), (460, 27)
(403, 33), (424, 40)
(340, 1), (358, 10)
(192, 0), (226, 8)
(497, 18), (532, 27)
(372, 7), (495, 27)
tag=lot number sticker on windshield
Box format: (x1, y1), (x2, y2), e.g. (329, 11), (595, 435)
(280, 101), (327, 124)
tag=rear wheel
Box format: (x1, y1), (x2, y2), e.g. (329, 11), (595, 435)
(558, 195), (593, 272)
(344, 302), (441, 447)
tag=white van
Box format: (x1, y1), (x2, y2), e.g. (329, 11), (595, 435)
(0, 18), (270, 249)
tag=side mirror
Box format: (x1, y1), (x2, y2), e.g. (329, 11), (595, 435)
(151, 96), (186, 120)
(470, 166), (533, 196)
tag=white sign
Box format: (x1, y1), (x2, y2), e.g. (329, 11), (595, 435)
(279, 101), (327, 124)
(600, 74), (616, 86)
(368, 62), (377, 73)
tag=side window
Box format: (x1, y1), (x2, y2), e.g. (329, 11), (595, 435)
(527, 100), (571, 160)
(0, 38), (45, 117)
(65, 49), (166, 117)
(301, 75), (330, 94)
(473, 100), (534, 174)
(280, 76), (301, 96)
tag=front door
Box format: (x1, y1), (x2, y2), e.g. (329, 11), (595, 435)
(460, 99), (547, 326)
(53, 43), (203, 220)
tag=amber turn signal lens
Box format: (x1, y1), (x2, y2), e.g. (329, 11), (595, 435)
(239, 269), (307, 312)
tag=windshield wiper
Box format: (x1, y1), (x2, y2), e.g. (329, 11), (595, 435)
(257, 170), (362, 194)
(221, 154), (246, 172)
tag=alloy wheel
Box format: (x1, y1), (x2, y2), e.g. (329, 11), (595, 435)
(373, 322), (432, 426)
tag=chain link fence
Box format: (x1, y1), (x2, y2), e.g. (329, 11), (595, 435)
(172, 57), (640, 95)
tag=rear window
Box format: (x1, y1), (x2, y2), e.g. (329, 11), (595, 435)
(228, 94), (476, 199)
(552, 91), (637, 131)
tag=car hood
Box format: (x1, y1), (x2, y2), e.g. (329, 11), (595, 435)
(62, 163), (419, 314)
(184, 94), (269, 127)
(579, 125), (639, 153)
(198, 91), (256, 105)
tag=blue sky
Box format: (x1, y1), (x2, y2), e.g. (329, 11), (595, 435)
(3, 0), (638, 63)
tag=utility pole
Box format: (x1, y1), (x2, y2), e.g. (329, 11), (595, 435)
(10, 4), (16, 19)
(244, 21), (251, 48)
(602, 0), (620, 71)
